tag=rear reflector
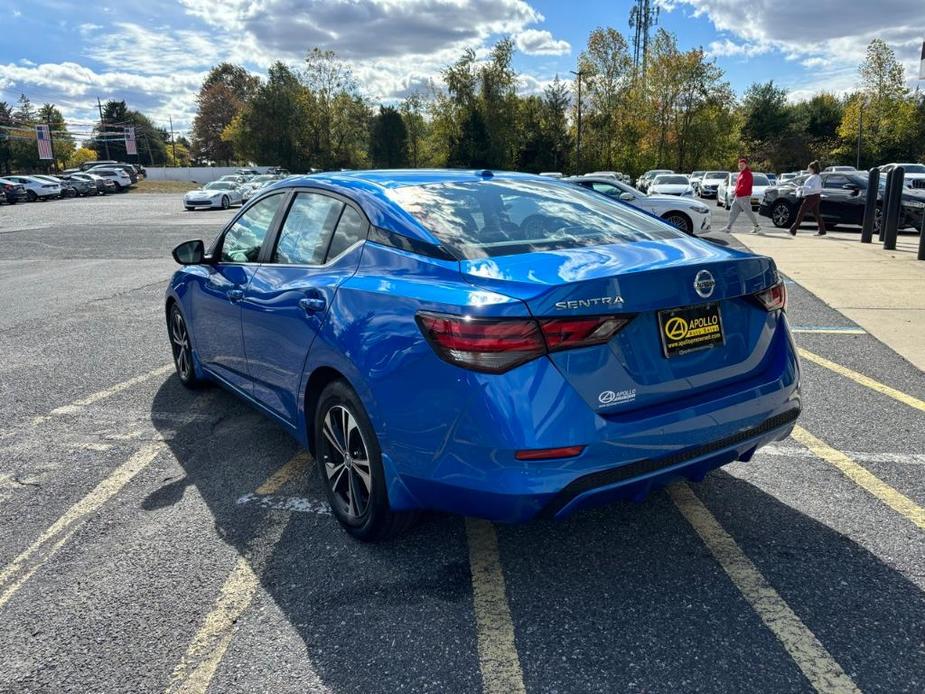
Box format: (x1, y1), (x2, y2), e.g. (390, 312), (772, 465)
(515, 445), (585, 461)
(753, 281), (787, 311)
(416, 312), (633, 373)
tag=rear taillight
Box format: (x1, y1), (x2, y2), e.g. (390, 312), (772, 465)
(416, 312), (632, 373)
(753, 281), (786, 311)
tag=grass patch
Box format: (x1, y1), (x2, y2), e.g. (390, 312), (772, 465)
(132, 179), (199, 193)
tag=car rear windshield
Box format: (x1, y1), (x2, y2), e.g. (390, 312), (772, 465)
(655, 175), (688, 185)
(386, 178), (681, 260)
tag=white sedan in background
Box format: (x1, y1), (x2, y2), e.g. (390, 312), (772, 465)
(648, 174), (693, 196)
(4, 175), (61, 201)
(568, 175), (711, 235)
(183, 181), (244, 210)
(719, 172), (772, 209)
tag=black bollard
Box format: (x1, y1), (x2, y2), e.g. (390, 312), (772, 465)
(860, 168), (879, 243)
(879, 168), (895, 242)
(882, 166), (904, 251)
(918, 202), (925, 260)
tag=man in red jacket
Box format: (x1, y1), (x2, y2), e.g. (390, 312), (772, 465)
(722, 157), (761, 234)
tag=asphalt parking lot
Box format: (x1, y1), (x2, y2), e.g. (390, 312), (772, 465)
(2, 194), (924, 693)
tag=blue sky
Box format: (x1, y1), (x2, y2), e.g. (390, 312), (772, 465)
(1, 0), (923, 139)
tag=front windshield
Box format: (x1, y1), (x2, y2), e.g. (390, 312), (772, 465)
(654, 175), (688, 185)
(205, 182), (234, 190)
(387, 178), (682, 260)
(705, 171), (726, 180)
(899, 164), (925, 174)
(752, 174), (770, 186)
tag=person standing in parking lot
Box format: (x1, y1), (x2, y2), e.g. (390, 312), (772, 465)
(789, 161), (825, 236)
(722, 157), (761, 234)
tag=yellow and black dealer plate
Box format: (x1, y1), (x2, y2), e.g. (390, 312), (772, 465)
(657, 303), (725, 357)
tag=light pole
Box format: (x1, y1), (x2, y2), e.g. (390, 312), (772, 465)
(570, 69), (588, 174)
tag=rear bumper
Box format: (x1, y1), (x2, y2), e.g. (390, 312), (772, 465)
(386, 319), (801, 523)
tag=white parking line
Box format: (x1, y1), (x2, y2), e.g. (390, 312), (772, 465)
(759, 444), (925, 466)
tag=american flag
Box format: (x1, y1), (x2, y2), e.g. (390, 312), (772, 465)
(35, 125), (53, 160)
(124, 126), (137, 156)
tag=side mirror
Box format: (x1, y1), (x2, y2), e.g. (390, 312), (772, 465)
(172, 239), (205, 265)
(619, 191), (635, 201)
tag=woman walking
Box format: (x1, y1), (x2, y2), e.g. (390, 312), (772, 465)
(789, 161), (825, 236)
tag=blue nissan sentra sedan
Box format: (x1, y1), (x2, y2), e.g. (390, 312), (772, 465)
(166, 169), (800, 540)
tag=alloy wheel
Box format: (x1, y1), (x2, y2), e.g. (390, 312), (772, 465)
(772, 202), (791, 227)
(170, 309), (192, 381)
(221, 195), (229, 210)
(321, 404), (373, 520)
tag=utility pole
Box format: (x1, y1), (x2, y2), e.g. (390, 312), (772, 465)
(856, 102), (863, 170)
(570, 69), (587, 174)
(629, 0), (659, 89)
(169, 115), (177, 167)
(97, 97), (110, 160)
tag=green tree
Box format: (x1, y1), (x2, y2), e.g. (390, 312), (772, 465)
(399, 93), (428, 167)
(38, 103), (74, 170)
(369, 106), (408, 168)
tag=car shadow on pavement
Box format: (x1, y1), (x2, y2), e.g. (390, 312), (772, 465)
(148, 376), (925, 693)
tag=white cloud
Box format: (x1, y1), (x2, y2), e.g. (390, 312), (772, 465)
(669, 0), (925, 94)
(514, 29), (570, 56)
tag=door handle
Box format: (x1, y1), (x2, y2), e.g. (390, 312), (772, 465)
(299, 296), (326, 313)
(227, 289), (244, 302)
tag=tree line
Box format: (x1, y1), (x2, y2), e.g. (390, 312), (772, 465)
(2, 29), (922, 178)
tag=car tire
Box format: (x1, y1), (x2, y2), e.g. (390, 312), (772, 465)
(771, 201), (792, 228)
(661, 211), (693, 234)
(26, 190), (37, 202)
(315, 380), (418, 542)
(221, 195), (229, 210)
(168, 304), (204, 389)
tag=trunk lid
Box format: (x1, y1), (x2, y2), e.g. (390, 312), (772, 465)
(460, 237), (781, 414)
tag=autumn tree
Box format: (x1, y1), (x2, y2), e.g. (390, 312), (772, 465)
(191, 63), (259, 164)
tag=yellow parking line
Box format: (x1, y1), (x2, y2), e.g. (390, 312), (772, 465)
(30, 364), (174, 426)
(465, 518), (526, 694)
(165, 454), (318, 694)
(668, 483), (860, 694)
(798, 348), (925, 413)
(792, 426), (925, 530)
(0, 443), (165, 610)
(254, 451), (310, 495)
(164, 513), (293, 694)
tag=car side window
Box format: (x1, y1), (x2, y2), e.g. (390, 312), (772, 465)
(326, 205), (368, 261)
(220, 194), (283, 263)
(823, 175), (848, 189)
(273, 192), (344, 265)
(590, 182), (620, 197)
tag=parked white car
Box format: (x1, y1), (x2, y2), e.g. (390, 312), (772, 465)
(648, 174), (693, 196)
(86, 167), (133, 191)
(697, 171), (728, 199)
(241, 174), (282, 202)
(4, 175), (61, 201)
(718, 172), (772, 209)
(569, 175), (711, 235)
(184, 181), (244, 210)
(879, 162), (925, 190)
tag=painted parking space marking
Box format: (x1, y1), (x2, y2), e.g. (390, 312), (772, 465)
(668, 483), (860, 694)
(798, 348), (925, 413)
(0, 443), (165, 610)
(790, 327), (866, 335)
(465, 518), (526, 694)
(165, 453), (322, 694)
(760, 444), (925, 466)
(792, 426), (925, 530)
(30, 364), (174, 426)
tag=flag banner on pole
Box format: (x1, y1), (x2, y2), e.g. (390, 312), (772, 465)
(124, 126), (137, 156)
(35, 124), (53, 160)
(919, 40), (925, 80)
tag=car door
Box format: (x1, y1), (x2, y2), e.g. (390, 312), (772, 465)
(819, 174), (859, 223)
(188, 193), (286, 392)
(242, 190), (369, 424)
